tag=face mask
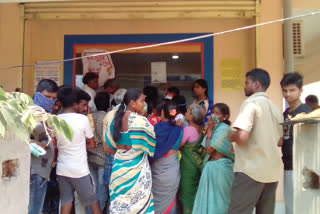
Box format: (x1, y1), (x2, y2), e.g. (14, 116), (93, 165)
(33, 92), (57, 113)
(140, 103), (148, 116)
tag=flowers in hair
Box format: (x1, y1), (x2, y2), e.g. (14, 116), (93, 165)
(169, 109), (177, 117)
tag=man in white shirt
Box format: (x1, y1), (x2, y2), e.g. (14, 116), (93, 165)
(228, 68), (283, 214)
(56, 86), (102, 214)
(82, 72), (99, 112)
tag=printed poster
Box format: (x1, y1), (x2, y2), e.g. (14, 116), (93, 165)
(221, 59), (242, 91)
(34, 61), (61, 92)
(151, 62), (167, 83)
(82, 49), (115, 87)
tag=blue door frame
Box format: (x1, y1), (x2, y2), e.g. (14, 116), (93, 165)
(64, 33), (214, 99)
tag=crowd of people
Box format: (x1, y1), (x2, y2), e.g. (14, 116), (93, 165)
(28, 68), (318, 214)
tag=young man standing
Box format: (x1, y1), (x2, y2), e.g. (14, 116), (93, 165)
(280, 72), (311, 214)
(56, 86), (102, 214)
(75, 88), (91, 115)
(82, 72), (99, 113)
(228, 68), (283, 214)
(29, 79), (58, 214)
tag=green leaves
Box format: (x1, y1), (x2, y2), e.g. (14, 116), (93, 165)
(0, 90), (73, 143)
(0, 111), (6, 138)
(47, 115), (73, 142)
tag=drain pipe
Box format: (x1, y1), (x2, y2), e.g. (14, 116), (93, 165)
(284, 0), (294, 73)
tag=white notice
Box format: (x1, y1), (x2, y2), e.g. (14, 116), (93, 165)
(34, 62), (60, 92)
(151, 62), (167, 83)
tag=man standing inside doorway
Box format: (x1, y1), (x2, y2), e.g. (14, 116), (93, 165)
(228, 68), (283, 214)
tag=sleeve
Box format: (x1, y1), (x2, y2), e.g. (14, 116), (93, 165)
(181, 127), (191, 144)
(83, 116), (94, 139)
(233, 102), (256, 132)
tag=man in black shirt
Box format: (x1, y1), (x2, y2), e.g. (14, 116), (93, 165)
(280, 72), (311, 214)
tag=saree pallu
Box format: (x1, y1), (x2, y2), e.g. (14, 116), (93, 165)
(192, 159), (234, 214)
(109, 148), (154, 214)
(179, 135), (205, 214)
(151, 153), (180, 214)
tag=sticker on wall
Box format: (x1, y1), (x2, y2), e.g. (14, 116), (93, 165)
(82, 49), (115, 87)
(34, 62), (61, 92)
(220, 59), (242, 91)
(151, 62), (167, 83)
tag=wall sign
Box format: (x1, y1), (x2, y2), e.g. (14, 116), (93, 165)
(34, 61), (61, 92)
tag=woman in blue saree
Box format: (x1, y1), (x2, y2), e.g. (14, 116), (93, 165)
(151, 100), (183, 214)
(104, 88), (156, 214)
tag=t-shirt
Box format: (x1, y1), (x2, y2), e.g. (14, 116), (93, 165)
(56, 113), (94, 178)
(282, 104), (311, 170)
(233, 92), (283, 183)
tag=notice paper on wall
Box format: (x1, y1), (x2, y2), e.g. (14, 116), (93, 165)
(34, 61), (61, 92)
(220, 59), (242, 91)
(151, 62), (167, 83)
(82, 49), (115, 87)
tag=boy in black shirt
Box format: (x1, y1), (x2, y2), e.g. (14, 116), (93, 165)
(280, 72), (311, 214)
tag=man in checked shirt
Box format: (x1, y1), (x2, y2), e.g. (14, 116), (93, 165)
(87, 92), (111, 213)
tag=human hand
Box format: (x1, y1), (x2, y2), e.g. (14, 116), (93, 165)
(277, 137), (283, 147)
(30, 140), (47, 149)
(207, 115), (217, 131)
(176, 119), (184, 127)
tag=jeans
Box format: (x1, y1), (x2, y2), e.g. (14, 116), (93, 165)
(86, 163), (108, 213)
(103, 154), (114, 187)
(28, 174), (48, 214)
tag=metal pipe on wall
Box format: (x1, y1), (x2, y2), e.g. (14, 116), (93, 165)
(284, 0), (294, 73)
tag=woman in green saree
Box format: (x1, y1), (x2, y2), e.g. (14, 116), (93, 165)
(179, 104), (206, 214)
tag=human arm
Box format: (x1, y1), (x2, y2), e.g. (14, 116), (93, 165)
(179, 127), (190, 147)
(229, 102), (256, 145)
(86, 137), (97, 149)
(228, 128), (250, 145)
(104, 144), (116, 154)
(277, 137), (283, 147)
(205, 116), (218, 154)
(206, 136), (215, 154)
(83, 115), (96, 149)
